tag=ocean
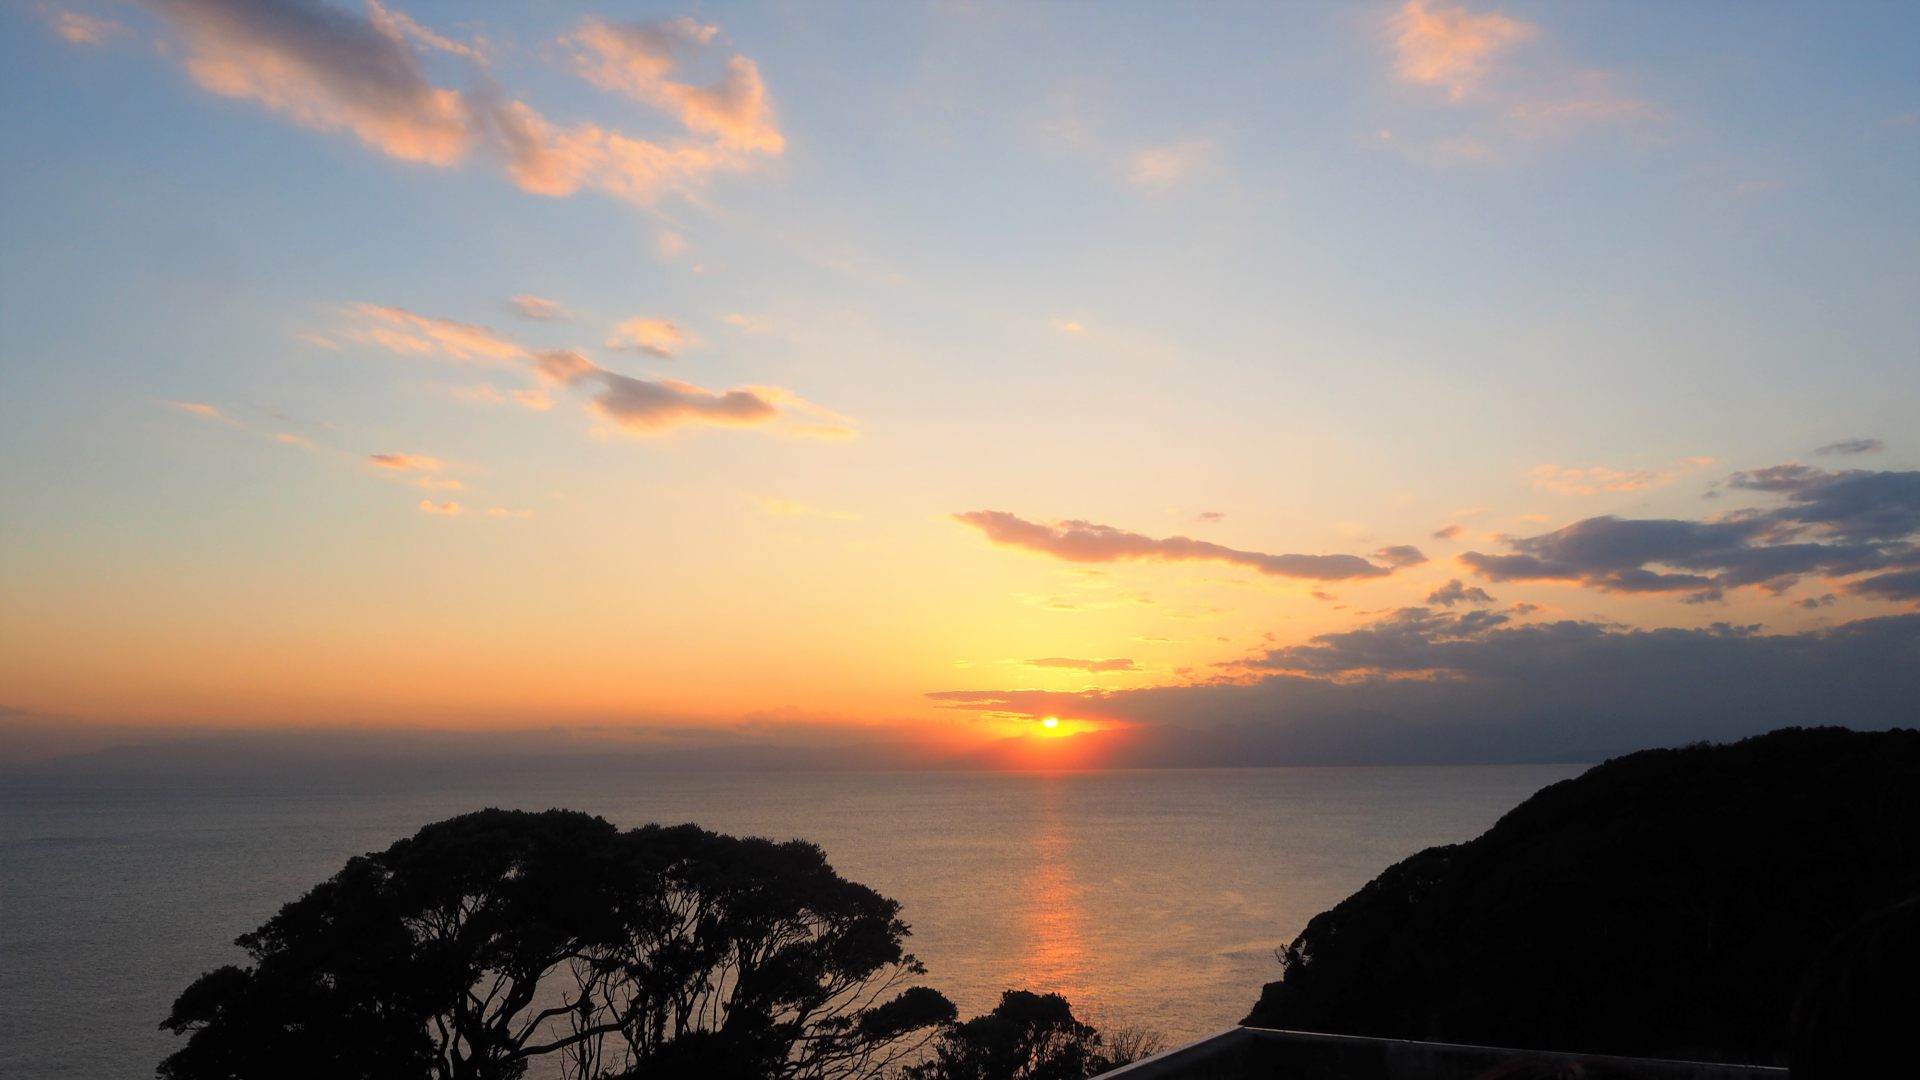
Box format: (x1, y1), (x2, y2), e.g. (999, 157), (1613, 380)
(0, 763), (1581, 1078)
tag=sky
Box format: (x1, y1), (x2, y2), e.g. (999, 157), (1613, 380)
(1, 0), (1917, 767)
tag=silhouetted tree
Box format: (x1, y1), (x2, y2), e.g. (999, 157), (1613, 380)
(903, 990), (1147, 1080)
(159, 810), (953, 1080)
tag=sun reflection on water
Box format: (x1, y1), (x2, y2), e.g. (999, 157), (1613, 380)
(1020, 777), (1089, 1004)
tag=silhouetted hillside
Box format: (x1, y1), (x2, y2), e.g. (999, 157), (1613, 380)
(1244, 726), (1920, 1065)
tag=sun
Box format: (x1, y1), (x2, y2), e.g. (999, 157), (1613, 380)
(1041, 716), (1059, 730)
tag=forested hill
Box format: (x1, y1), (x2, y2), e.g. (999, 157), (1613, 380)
(1244, 726), (1920, 1066)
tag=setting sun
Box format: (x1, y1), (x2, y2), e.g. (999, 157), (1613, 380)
(1042, 717), (1060, 730)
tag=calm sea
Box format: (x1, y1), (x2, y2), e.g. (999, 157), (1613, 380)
(0, 763), (1580, 1078)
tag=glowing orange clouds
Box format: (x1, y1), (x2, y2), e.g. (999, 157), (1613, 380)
(1391, 0), (1536, 102)
(112, 2), (783, 205)
(566, 17), (786, 154)
(158, 0), (474, 165)
(607, 318), (691, 358)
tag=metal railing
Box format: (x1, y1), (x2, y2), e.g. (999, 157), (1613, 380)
(1098, 1026), (1789, 1080)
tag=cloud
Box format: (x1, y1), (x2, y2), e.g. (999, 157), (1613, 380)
(953, 510), (1408, 581)
(1815, 438), (1884, 457)
(417, 499), (462, 515)
(1427, 579), (1496, 606)
(1375, 544), (1429, 568)
(1027, 657), (1139, 673)
(565, 17), (785, 154)
(1196, 511), (1225, 524)
(274, 432), (316, 448)
(364, 0), (480, 61)
(358, 304), (841, 437)
(1051, 319), (1086, 335)
(1390, 0), (1536, 102)
(484, 506), (532, 519)
(1461, 464), (1920, 601)
(479, 98), (750, 203)
(1850, 571), (1920, 604)
(1433, 524), (1466, 541)
(607, 317), (690, 358)
(1501, 74), (1663, 136)
(1728, 464), (1920, 542)
(367, 452), (442, 472)
(531, 348), (599, 384)
(1127, 138), (1214, 189)
(657, 230), (687, 260)
(931, 609), (1920, 765)
(355, 304), (524, 361)
(1385, 0), (1661, 152)
(589, 373), (777, 433)
(165, 400), (225, 420)
(138, 0), (474, 166)
(1530, 458), (1714, 495)
(509, 295), (562, 321)
(49, 9), (128, 45)
(78, 3), (780, 207)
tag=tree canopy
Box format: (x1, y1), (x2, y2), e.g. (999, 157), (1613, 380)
(904, 990), (1151, 1080)
(159, 810), (956, 1080)
(1244, 726), (1920, 1065)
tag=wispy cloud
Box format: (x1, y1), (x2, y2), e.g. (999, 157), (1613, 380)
(1027, 657), (1138, 673)
(164, 400), (226, 421)
(1127, 138), (1215, 189)
(355, 304), (523, 362)
(509, 295), (563, 321)
(1530, 457), (1715, 496)
(954, 510), (1414, 581)
(1390, 0), (1536, 103)
(367, 452), (442, 472)
(1386, 0), (1662, 150)
(565, 17), (785, 154)
(1816, 438), (1884, 457)
(355, 304), (842, 438)
(48, 8), (128, 46)
(364, 0), (481, 61)
(607, 317), (691, 358)
(417, 499), (462, 515)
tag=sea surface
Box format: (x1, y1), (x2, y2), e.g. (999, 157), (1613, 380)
(0, 763), (1581, 1078)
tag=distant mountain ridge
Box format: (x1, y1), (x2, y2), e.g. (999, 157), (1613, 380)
(1244, 726), (1920, 1065)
